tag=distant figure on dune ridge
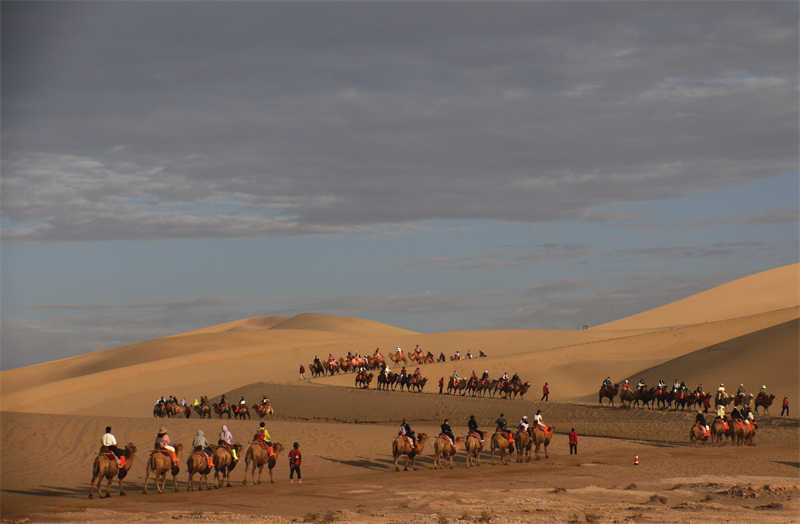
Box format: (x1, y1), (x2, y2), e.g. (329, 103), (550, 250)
(781, 396), (789, 416)
(541, 382), (549, 402)
(299, 365), (305, 380)
(439, 377), (444, 395)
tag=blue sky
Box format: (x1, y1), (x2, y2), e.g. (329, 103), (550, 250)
(2, 2), (798, 369)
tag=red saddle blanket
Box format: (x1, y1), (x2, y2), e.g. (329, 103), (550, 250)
(537, 425), (551, 436)
(502, 431), (514, 443)
(441, 434), (454, 447)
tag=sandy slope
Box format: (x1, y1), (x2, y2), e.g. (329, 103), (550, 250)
(594, 264), (799, 331)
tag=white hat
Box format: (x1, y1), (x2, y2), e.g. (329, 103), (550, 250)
(523, 416), (528, 419)
(762, 385), (766, 388)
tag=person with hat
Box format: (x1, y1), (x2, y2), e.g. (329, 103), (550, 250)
(155, 427), (178, 467)
(467, 415), (484, 442)
(289, 442), (302, 483)
(218, 424), (237, 460)
(519, 415), (529, 433)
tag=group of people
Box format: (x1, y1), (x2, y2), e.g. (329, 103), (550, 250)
(398, 411), (548, 453)
(100, 420), (303, 483)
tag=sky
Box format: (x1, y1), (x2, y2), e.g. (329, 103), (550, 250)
(2, 2), (798, 370)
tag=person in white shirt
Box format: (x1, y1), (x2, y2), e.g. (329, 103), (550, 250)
(101, 426), (124, 467)
(519, 416), (529, 432)
(533, 410), (544, 427)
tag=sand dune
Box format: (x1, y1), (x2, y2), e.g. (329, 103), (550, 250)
(594, 264), (799, 331)
(1, 265), (798, 523)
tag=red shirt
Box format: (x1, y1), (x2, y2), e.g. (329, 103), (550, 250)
(439, 378), (444, 387)
(289, 449), (301, 466)
(543, 385), (549, 393)
(300, 365), (305, 373)
(569, 431), (578, 445)
(783, 398), (789, 407)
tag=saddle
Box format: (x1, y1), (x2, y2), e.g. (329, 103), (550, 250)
(501, 430), (514, 443)
(191, 449), (214, 469)
(440, 434), (454, 447)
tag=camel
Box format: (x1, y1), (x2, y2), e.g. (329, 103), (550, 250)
(730, 420), (746, 446)
(512, 382), (531, 400)
(532, 425), (554, 460)
(515, 429), (532, 462)
(233, 404), (251, 420)
(194, 403), (212, 419)
(165, 402), (183, 418)
(735, 393), (754, 409)
(89, 443), (137, 499)
(464, 433), (484, 468)
(710, 418), (731, 446)
(633, 387), (656, 409)
(655, 388), (674, 410)
(377, 372), (396, 391)
(433, 435), (465, 469)
(213, 402), (232, 419)
(355, 372), (374, 388)
(253, 403), (275, 421)
(213, 442), (242, 488)
(714, 393), (735, 409)
(742, 421), (756, 446)
(242, 441), (284, 484)
(187, 445), (216, 491)
(388, 352), (407, 368)
(153, 404), (166, 418)
(490, 430), (514, 465)
(599, 384), (619, 406)
(447, 378), (467, 395)
(392, 432), (428, 471)
(309, 362), (325, 377)
(755, 393), (776, 415)
(478, 379), (498, 397)
(689, 424), (708, 447)
(142, 443), (182, 494)
(618, 387), (636, 408)
(411, 377), (428, 393)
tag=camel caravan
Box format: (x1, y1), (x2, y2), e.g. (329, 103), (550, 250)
(393, 414), (553, 471)
(598, 378), (776, 415)
(445, 372), (530, 400)
(154, 394), (276, 421)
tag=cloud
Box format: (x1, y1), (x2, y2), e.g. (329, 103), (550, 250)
(2, 2), (797, 242)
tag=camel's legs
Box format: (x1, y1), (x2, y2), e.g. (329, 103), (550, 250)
(142, 466), (151, 494)
(104, 476), (113, 498)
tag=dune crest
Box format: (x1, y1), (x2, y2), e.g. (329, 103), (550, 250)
(269, 312), (419, 337)
(594, 264), (799, 331)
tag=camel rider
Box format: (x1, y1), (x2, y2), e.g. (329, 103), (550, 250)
(218, 424), (238, 460)
(261, 396), (269, 406)
(314, 355), (321, 366)
(717, 383), (726, 399)
(375, 347), (381, 356)
(602, 377), (611, 389)
(440, 419), (455, 444)
(439, 352), (446, 362)
(192, 430), (214, 467)
(696, 384), (704, 395)
(455, 350), (461, 360)
(730, 407), (743, 422)
(101, 427), (125, 467)
(396, 346), (402, 355)
(193, 398), (199, 407)
(256, 422), (274, 456)
(759, 385), (767, 396)
(744, 407), (756, 428)
(472, 370), (478, 381)
(511, 372), (520, 385)
(220, 394), (228, 407)
(658, 379), (666, 390)
(481, 370), (489, 382)
(637, 379), (645, 391)
(672, 379), (680, 392)
(495, 414), (514, 452)
(466, 350), (473, 359)
(415, 345), (422, 356)
(468, 415), (485, 442)
(519, 416), (529, 433)
(716, 403), (726, 420)
(695, 411), (710, 435)
(155, 427), (178, 467)
(479, 351), (486, 357)
(737, 384), (746, 397)
(400, 419), (416, 449)
(623, 379), (630, 390)
(533, 410), (544, 428)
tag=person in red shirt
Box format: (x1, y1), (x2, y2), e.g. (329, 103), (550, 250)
(541, 382), (550, 402)
(569, 428), (578, 455)
(781, 396), (789, 416)
(299, 365), (305, 380)
(438, 377), (444, 395)
(289, 442), (302, 483)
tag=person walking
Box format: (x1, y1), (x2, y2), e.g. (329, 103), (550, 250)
(289, 442), (302, 483)
(781, 396), (789, 416)
(299, 364), (305, 380)
(541, 382), (549, 402)
(568, 428), (578, 454)
(438, 377), (444, 395)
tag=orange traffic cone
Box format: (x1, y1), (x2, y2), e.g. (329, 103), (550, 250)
(634, 454), (639, 466)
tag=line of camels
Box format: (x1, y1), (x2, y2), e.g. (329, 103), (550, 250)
(392, 425), (555, 472)
(309, 349), (486, 378)
(598, 383), (777, 415)
(689, 418), (757, 448)
(89, 435), (284, 499)
(154, 400), (275, 421)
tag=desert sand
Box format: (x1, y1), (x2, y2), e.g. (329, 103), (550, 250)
(1, 264), (798, 524)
